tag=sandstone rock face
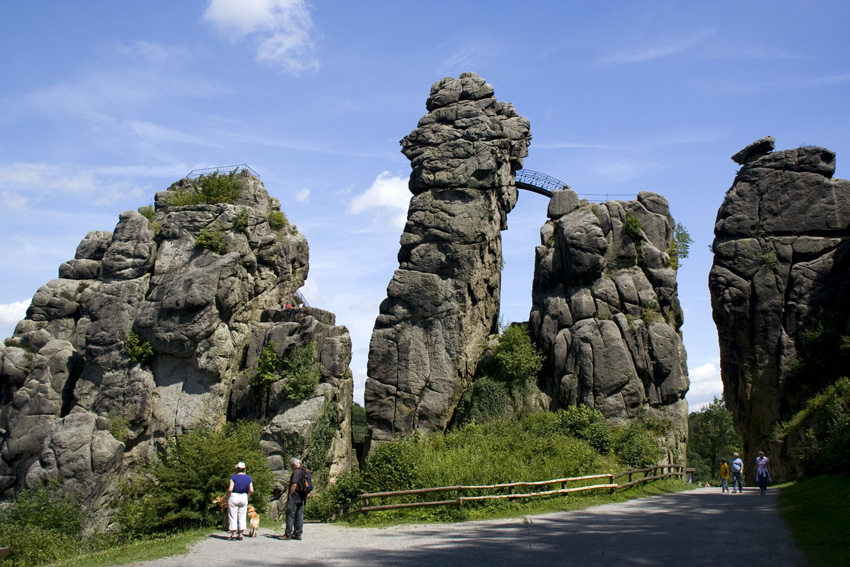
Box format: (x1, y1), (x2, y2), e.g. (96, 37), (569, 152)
(0, 170), (352, 520)
(365, 73), (531, 441)
(530, 189), (689, 459)
(710, 138), (850, 481)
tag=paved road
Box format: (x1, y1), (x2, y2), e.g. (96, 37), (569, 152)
(123, 488), (807, 567)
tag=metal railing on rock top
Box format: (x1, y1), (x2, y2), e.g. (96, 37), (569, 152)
(185, 164), (261, 179)
(329, 464), (685, 522)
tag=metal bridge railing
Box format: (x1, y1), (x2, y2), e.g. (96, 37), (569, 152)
(185, 164), (261, 179)
(515, 169), (635, 202)
(515, 169), (567, 194)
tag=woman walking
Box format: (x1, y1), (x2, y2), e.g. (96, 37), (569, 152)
(755, 451), (771, 496)
(226, 462), (254, 540)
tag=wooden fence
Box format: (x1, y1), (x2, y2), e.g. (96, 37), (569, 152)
(330, 464), (685, 521)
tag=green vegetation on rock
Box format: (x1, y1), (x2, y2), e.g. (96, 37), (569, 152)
(249, 341), (282, 388)
(281, 340), (321, 403)
(124, 331), (154, 365)
(165, 169), (244, 208)
(773, 377), (850, 477)
(624, 211), (644, 241)
(194, 222), (228, 254)
(667, 222), (692, 270)
(267, 210), (288, 230)
(454, 323), (543, 426)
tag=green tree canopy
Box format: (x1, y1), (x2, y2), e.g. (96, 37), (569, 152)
(687, 397), (742, 481)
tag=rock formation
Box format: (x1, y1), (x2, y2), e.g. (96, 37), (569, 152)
(710, 137), (850, 481)
(365, 73), (531, 441)
(529, 189), (689, 459)
(0, 170), (353, 520)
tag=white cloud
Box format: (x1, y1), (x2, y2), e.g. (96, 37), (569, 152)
(348, 171), (410, 230)
(686, 361), (724, 410)
(203, 0), (319, 74)
(295, 188), (311, 203)
(0, 163), (181, 210)
(0, 300), (30, 339)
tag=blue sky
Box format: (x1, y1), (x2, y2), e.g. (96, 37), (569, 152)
(2, 1), (849, 411)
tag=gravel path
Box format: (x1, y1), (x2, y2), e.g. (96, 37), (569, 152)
(122, 487), (807, 567)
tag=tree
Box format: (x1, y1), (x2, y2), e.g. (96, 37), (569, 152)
(687, 397), (742, 481)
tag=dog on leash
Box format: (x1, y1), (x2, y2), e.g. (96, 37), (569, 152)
(247, 505), (260, 537)
(212, 495), (229, 531)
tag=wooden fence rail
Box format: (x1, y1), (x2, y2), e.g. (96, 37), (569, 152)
(330, 464), (685, 521)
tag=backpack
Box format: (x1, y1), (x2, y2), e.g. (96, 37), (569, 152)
(298, 467), (313, 496)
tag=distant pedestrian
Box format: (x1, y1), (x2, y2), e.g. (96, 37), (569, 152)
(755, 451), (772, 496)
(719, 458), (730, 494)
(284, 457), (306, 540)
(226, 462), (254, 540)
(730, 452), (744, 493)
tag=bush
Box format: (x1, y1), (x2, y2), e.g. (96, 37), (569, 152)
(198, 170), (242, 204)
(139, 205), (155, 222)
(194, 222), (228, 254)
(558, 405), (614, 454)
(267, 210), (288, 230)
(614, 423), (661, 468)
(165, 169), (243, 208)
(492, 323), (543, 385)
(115, 421), (273, 536)
(774, 377), (850, 477)
(624, 211), (644, 241)
(0, 480), (83, 567)
(454, 377), (510, 426)
(233, 208), (251, 233)
(125, 331), (154, 365)
(249, 341), (281, 388)
(281, 341), (321, 403)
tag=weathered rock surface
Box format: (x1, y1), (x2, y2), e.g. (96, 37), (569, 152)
(710, 138), (850, 481)
(365, 73), (531, 441)
(529, 189), (689, 459)
(0, 170), (353, 521)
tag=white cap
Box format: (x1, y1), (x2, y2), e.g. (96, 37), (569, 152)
(236, 462), (246, 469)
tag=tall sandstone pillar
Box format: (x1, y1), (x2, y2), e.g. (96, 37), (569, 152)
(710, 137), (850, 481)
(365, 73), (531, 442)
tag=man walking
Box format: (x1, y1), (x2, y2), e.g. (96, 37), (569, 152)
(730, 452), (744, 493)
(284, 457), (306, 540)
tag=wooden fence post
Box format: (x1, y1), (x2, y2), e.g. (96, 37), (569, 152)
(609, 474), (616, 494)
(457, 486), (463, 511)
(509, 481), (515, 502)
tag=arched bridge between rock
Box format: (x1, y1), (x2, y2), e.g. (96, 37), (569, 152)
(514, 169), (564, 198)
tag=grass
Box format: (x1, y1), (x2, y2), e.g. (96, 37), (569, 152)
(334, 477), (694, 527)
(42, 517), (285, 567)
(779, 475), (850, 567)
(41, 529), (212, 567)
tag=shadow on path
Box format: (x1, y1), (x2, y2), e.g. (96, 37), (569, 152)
(124, 488), (807, 567)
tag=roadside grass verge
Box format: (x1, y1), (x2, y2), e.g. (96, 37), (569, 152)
(40, 529), (212, 567)
(330, 478), (694, 527)
(779, 475), (850, 567)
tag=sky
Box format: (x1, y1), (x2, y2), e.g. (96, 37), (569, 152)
(2, 1), (850, 412)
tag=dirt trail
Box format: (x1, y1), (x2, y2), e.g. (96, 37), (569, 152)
(122, 488), (806, 567)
